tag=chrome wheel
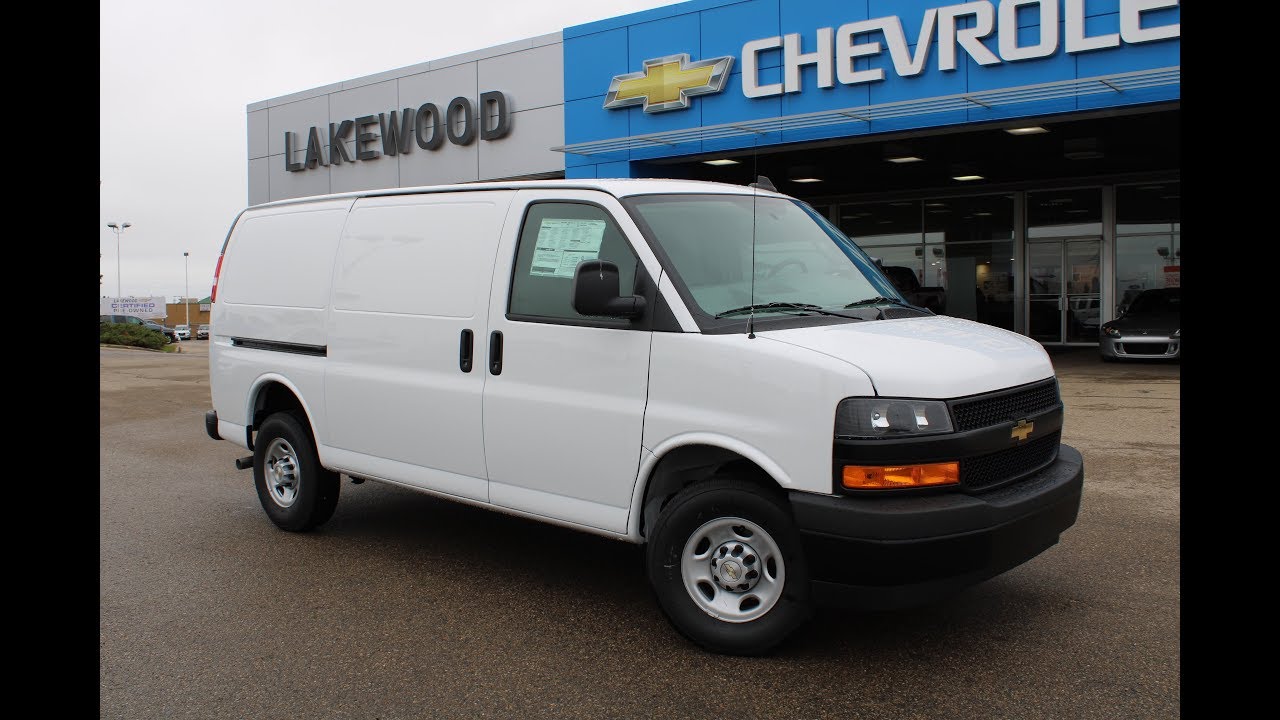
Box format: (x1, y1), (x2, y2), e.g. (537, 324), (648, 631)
(680, 517), (784, 623)
(263, 437), (300, 508)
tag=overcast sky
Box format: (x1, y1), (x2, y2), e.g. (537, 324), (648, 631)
(99, 0), (677, 302)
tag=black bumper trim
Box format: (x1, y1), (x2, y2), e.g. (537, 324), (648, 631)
(204, 410), (221, 441)
(790, 444), (1083, 608)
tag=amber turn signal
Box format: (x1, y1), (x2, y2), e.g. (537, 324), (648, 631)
(842, 462), (960, 489)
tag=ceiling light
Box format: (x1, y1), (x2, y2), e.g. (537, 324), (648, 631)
(1005, 126), (1048, 135)
(790, 177), (823, 183)
(952, 175), (984, 181)
(886, 155), (924, 163)
(925, 202), (948, 208)
(973, 211), (993, 216)
(702, 159), (739, 166)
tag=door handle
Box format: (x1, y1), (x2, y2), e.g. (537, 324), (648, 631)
(489, 331), (503, 375)
(459, 329), (474, 373)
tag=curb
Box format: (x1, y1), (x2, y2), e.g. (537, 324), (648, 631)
(100, 343), (182, 354)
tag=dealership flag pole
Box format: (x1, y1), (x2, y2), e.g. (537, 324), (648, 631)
(184, 252), (190, 327)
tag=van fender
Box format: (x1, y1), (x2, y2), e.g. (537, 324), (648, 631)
(626, 432), (796, 541)
(244, 373), (323, 456)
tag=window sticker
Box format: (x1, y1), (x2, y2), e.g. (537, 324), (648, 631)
(529, 218), (607, 278)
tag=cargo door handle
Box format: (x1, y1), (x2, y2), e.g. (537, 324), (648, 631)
(459, 329), (474, 373)
(488, 331), (503, 375)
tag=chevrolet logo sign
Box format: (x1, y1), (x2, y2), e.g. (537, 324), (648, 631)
(1011, 419), (1035, 443)
(604, 54), (734, 113)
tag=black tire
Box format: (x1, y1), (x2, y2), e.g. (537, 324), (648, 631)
(253, 412), (340, 532)
(646, 477), (812, 655)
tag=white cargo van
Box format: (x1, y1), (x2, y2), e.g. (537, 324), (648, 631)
(205, 179), (1082, 655)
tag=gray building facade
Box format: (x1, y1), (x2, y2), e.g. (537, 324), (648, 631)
(247, 33), (566, 205)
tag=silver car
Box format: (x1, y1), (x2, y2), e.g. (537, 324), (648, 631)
(1099, 288), (1179, 361)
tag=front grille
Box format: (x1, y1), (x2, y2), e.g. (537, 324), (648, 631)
(1121, 343), (1169, 355)
(961, 431), (1061, 491)
(950, 379), (1060, 432)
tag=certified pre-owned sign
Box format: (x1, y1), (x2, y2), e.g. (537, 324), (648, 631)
(284, 91), (512, 172)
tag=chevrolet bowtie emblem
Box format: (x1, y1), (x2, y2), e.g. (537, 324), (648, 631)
(604, 54), (734, 113)
(1011, 419), (1035, 443)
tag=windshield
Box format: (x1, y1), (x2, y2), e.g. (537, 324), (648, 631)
(1127, 289), (1180, 315)
(623, 194), (900, 319)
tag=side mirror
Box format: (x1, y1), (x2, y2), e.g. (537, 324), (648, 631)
(871, 256), (884, 267)
(572, 260), (646, 319)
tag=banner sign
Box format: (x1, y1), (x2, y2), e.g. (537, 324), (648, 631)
(101, 296), (167, 319)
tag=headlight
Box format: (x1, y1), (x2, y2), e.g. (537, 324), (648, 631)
(1102, 325), (1120, 337)
(835, 398), (953, 438)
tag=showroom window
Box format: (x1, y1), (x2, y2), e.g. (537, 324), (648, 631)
(1115, 182), (1180, 314)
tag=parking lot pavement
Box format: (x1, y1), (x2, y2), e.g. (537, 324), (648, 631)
(100, 343), (1178, 719)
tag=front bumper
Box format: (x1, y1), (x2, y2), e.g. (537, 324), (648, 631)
(789, 444), (1083, 610)
(1099, 334), (1179, 359)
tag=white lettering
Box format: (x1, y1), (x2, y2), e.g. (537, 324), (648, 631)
(742, 36), (783, 97)
(1065, 0), (1120, 52)
(783, 28), (835, 93)
(999, 0), (1059, 61)
(938, 1), (1000, 71)
(835, 20), (887, 85)
(882, 11), (938, 77)
(1120, 0), (1179, 44)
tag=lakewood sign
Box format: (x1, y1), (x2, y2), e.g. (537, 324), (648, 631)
(604, 0), (1179, 111)
(101, 296), (166, 319)
(284, 91), (512, 172)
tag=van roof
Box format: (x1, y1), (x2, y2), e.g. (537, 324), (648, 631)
(245, 178), (790, 212)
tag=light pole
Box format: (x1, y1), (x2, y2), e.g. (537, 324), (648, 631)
(106, 222), (131, 297)
(183, 252), (190, 328)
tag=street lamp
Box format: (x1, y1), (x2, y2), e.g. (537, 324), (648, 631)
(106, 222), (132, 297)
(183, 251), (190, 328)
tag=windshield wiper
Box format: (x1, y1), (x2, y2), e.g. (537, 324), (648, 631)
(843, 296), (932, 319)
(715, 302), (862, 320)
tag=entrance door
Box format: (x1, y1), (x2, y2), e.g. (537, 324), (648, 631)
(1027, 238), (1101, 344)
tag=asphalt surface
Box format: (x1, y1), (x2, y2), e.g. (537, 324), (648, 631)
(100, 340), (1179, 719)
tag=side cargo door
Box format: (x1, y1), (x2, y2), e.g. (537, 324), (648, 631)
(481, 189), (659, 534)
(323, 191), (516, 502)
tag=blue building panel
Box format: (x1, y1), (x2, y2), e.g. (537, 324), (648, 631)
(564, 29), (632, 103)
(701, 0), (781, 65)
(628, 13), (704, 70)
(561, 0), (1181, 177)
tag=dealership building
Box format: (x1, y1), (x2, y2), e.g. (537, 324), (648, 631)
(247, 0), (1179, 345)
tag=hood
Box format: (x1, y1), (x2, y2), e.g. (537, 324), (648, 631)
(760, 315), (1054, 398)
(1107, 312), (1179, 334)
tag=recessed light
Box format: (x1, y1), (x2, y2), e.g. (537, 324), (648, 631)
(886, 155), (924, 163)
(878, 220), (893, 224)
(890, 202), (913, 207)
(702, 159), (739, 166)
(927, 209), (951, 214)
(1005, 126), (1048, 135)
(973, 211), (993, 216)
(952, 175), (984, 181)
(925, 202), (948, 208)
(790, 177), (823, 183)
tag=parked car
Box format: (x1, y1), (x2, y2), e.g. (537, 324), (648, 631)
(197, 324), (210, 340)
(101, 314), (177, 343)
(879, 265), (946, 313)
(1099, 287), (1179, 361)
(174, 324), (192, 341)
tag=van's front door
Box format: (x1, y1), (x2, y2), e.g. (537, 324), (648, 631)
(482, 190), (658, 534)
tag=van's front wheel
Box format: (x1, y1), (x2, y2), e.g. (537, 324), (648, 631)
(253, 412), (339, 532)
(646, 478), (812, 655)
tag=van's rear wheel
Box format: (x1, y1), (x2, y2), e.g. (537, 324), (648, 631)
(646, 477), (812, 655)
(253, 412), (339, 532)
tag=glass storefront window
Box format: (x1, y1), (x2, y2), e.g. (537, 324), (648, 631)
(1115, 233), (1181, 314)
(937, 242), (1016, 330)
(923, 194), (1015, 242)
(839, 200), (921, 244)
(1117, 182), (1180, 234)
(1028, 188), (1102, 238)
